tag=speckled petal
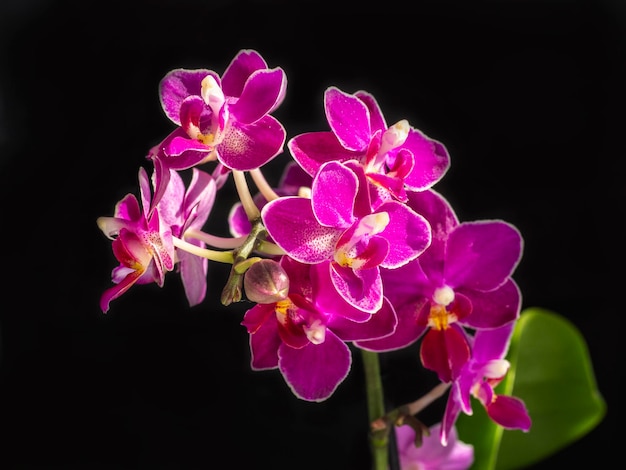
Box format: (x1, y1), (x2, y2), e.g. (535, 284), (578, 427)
(217, 115), (285, 170)
(262, 197), (340, 263)
(324, 86), (371, 151)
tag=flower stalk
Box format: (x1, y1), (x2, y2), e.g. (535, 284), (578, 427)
(362, 349), (390, 470)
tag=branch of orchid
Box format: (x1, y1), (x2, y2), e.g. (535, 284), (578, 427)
(249, 167), (280, 202)
(172, 236), (234, 264)
(232, 170), (260, 220)
(220, 217), (268, 305)
(361, 349), (389, 470)
(185, 228), (248, 249)
(370, 382), (451, 433)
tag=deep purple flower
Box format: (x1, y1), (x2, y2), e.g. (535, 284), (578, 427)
(356, 189), (523, 383)
(288, 86), (449, 205)
(441, 322), (532, 446)
(97, 167), (175, 313)
(148, 49), (287, 210)
(242, 256), (397, 401)
(261, 160), (431, 313)
(396, 422), (474, 470)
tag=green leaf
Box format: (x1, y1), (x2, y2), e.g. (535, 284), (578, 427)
(456, 307), (606, 469)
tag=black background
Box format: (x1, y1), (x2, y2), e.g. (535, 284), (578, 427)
(0, 0), (622, 468)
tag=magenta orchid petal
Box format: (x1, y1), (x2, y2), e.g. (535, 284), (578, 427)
(217, 115), (286, 170)
(330, 264), (383, 313)
(278, 329), (351, 402)
(331, 297), (398, 342)
(179, 95), (211, 137)
(338, 235), (388, 270)
(444, 221), (523, 291)
(310, 262), (372, 323)
(100, 230), (154, 313)
(243, 303), (281, 370)
(441, 386), (464, 446)
(182, 168), (216, 230)
(230, 68), (287, 124)
(178, 249), (208, 306)
(155, 169), (186, 227)
(111, 194), (142, 228)
(406, 189), (459, 264)
(486, 395), (532, 431)
(402, 129), (451, 191)
(160, 132), (212, 162)
(312, 161), (358, 227)
(324, 86), (371, 151)
(377, 200), (431, 268)
(472, 322), (515, 363)
(159, 68), (217, 125)
(380, 262), (431, 307)
(459, 279), (521, 329)
(420, 324), (471, 383)
(221, 49), (270, 98)
(100, 266), (144, 314)
(278, 160), (314, 191)
(355, 299), (428, 351)
(354, 90), (387, 134)
(288, 131), (356, 176)
(262, 197), (340, 263)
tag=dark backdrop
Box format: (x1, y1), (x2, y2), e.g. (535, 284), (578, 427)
(0, 0), (622, 468)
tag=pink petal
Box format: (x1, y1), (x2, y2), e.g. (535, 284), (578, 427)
(420, 325), (470, 383)
(486, 395), (532, 431)
(217, 115), (285, 170)
(444, 221), (523, 291)
(278, 329), (351, 402)
(288, 131), (356, 176)
(324, 87), (371, 151)
(230, 68), (286, 124)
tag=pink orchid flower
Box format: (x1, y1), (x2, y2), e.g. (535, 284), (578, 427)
(357, 189), (522, 384)
(242, 256), (397, 401)
(261, 160), (431, 313)
(288, 86), (450, 206)
(148, 49), (287, 210)
(97, 167), (175, 313)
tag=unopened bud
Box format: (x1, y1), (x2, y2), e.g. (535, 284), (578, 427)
(243, 259), (290, 304)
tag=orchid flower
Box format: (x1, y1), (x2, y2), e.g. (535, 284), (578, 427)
(147, 49), (287, 210)
(441, 322), (532, 446)
(261, 160), (431, 313)
(241, 255), (397, 402)
(395, 422), (474, 470)
(97, 167), (176, 313)
(288, 86), (450, 206)
(357, 189), (523, 383)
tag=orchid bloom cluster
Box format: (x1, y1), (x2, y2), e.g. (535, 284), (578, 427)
(97, 49), (531, 466)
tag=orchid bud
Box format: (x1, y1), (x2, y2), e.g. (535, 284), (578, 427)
(243, 259), (290, 304)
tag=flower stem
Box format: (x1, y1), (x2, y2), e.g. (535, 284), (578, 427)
(232, 170), (260, 220)
(250, 168), (280, 202)
(172, 237), (234, 264)
(361, 349), (389, 470)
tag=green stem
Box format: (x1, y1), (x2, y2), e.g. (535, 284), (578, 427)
(361, 349), (389, 470)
